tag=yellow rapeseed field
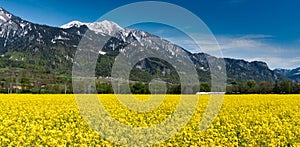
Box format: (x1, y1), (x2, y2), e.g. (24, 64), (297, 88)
(0, 94), (299, 146)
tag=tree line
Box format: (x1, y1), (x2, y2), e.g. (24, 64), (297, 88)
(226, 80), (300, 94)
(96, 80), (300, 94)
(1, 78), (299, 94)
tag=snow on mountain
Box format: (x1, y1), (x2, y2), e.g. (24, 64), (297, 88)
(0, 8), (24, 45)
(0, 8), (11, 24)
(274, 67), (300, 82)
(0, 8), (30, 37)
(61, 20), (153, 46)
(0, 7), (288, 83)
(0, 16), (7, 22)
(60, 20), (84, 29)
(61, 20), (124, 36)
(273, 68), (291, 76)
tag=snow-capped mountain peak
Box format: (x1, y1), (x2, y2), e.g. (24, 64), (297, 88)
(60, 20), (124, 36)
(60, 20), (84, 29)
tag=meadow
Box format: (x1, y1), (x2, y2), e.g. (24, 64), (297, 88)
(0, 94), (299, 146)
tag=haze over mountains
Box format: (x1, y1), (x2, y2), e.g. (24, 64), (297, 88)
(0, 7), (294, 87)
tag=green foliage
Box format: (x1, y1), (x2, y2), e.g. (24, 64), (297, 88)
(200, 83), (210, 92)
(279, 80), (293, 94)
(167, 84), (181, 94)
(130, 82), (150, 94)
(258, 81), (273, 94)
(226, 80), (299, 94)
(96, 82), (113, 94)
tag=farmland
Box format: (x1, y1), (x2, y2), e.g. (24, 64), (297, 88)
(0, 94), (299, 146)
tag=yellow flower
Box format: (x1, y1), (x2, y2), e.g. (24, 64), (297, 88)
(0, 94), (299, 146)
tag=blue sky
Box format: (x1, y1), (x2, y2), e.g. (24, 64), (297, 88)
(1, 0), (300, 69)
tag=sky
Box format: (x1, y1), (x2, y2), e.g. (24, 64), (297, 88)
(1, 0), (300, 69)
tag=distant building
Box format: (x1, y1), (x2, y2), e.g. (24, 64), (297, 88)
(12, 84), (22, 90)
(196, 92), (225, 95)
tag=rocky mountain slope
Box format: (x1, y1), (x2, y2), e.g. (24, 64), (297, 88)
(0, 7), (287, 85)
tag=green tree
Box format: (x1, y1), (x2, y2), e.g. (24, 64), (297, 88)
(96, 82), (113, 94)
(258, 81), (272, 94)
(130, 82), (150, 94)
(273, 80), (280, 94)
(167, 84), (181, 94)
(200, 83), (210, 92)
(280, 80), (292, 93)
(246, 80), (257, 93)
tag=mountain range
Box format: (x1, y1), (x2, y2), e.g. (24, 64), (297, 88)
(0, 7), (292, 87)
(274, 68), (300, 82)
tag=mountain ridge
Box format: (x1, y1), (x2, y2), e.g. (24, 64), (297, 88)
(274, 67), (300, 82)
(60, 20), (123, 36)
(0, 7), (288, 87)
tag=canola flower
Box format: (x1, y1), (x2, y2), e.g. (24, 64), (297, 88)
(0, 94), (299, 146)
